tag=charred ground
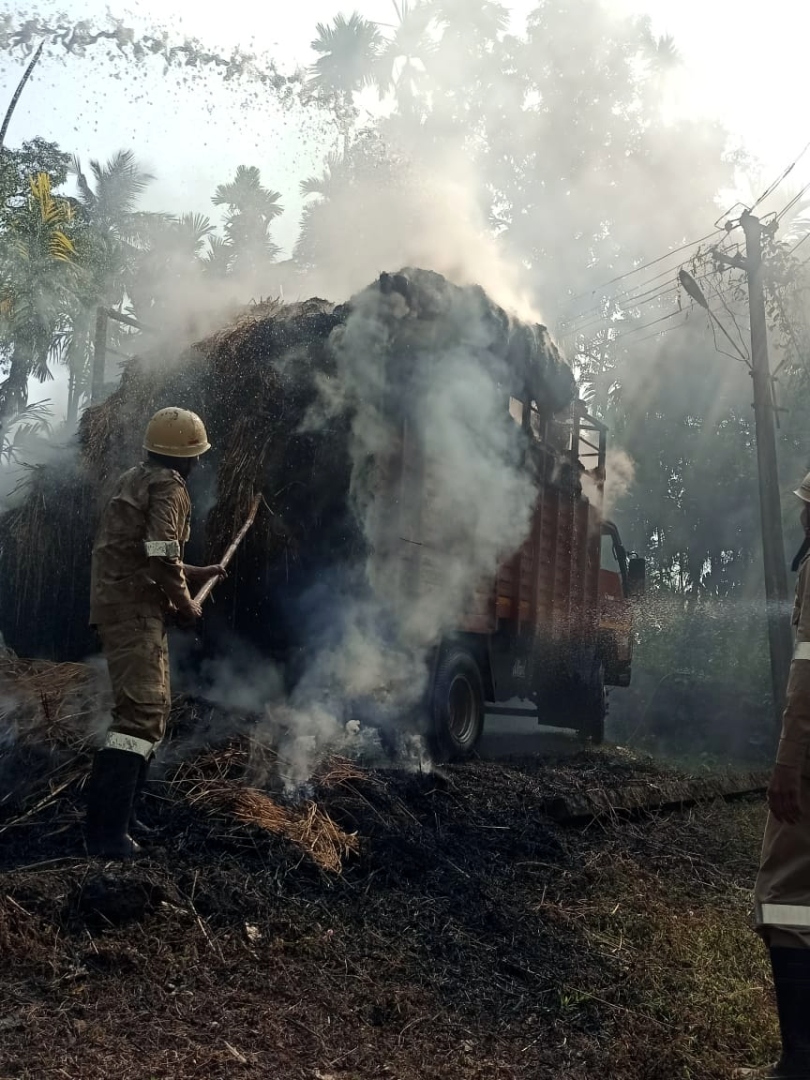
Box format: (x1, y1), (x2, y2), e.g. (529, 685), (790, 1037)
(0, 725), (775, 1080)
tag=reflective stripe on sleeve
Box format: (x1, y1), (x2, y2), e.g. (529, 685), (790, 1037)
(104, 731), (155, 758)
(758, 903), (810, 929)
(144, 539), (181, 559)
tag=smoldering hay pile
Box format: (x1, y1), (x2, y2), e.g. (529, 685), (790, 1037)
(0, 269), (574, 793)
(0, 653), (362, 873)
(0, 268), (573, 658)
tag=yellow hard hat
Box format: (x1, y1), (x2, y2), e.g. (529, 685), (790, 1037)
(794, 472), (810, 503)
(143, 408), (211, 458)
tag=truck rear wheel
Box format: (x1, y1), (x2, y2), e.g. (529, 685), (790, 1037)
(429, 648), (485, 761)
(577, 661), (606, 746)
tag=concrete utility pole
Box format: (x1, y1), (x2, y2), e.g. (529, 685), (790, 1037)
(716, 211), (793, 722)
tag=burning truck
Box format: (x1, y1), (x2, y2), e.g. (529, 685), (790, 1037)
(0, 269), (644, 759)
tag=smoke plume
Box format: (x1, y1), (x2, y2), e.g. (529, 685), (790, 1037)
(257, 276), (540, 791)
(581, 447), (636, 520)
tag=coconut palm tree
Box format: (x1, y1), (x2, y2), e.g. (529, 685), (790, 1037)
(71, 149), (154, 304)
(66, 150), (154, 418)
(0, 172), (78, 441)
(212, 166), (283, 280)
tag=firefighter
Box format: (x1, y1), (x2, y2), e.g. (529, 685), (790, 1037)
(84, 407), (224, 859)
(737, 473), (810, 1079)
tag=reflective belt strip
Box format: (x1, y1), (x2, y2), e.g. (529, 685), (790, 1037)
(758, 903), (810, 929)
(794, 642), (810, 661)
(104, 731), (155, 758)
(144, 539), (181, 559)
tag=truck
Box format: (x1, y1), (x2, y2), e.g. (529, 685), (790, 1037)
(0, 268), (644, 759)
(368, 383), (645, 760)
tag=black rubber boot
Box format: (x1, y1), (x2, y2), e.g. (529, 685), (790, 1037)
(735, 947), (810, 1079)
(85, 748), (142, 859)
(130, 756), (155, 835)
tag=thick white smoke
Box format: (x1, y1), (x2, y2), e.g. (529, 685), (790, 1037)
(581, 447), (636, 519)
(265, 276), (540, 791)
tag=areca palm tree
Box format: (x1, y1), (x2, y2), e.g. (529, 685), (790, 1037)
(0, 172), (78, 441)
(212, 166), (283, 279)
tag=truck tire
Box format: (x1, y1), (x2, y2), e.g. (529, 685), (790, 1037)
(429, 648), (485, 761)
(577, 661), (606, 746)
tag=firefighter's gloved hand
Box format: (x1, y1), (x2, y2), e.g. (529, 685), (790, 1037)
(767, 764), (804, 825)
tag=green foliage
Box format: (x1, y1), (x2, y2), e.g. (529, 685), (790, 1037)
(212, 165), (283, 274)
(0, 398), (52, 463)
(309, 12), (383, 97)
(0, 173), (80, 436)
(0, 139), (70, 207)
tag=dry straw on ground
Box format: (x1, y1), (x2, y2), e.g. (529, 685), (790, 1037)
(0, 654), (365, 872)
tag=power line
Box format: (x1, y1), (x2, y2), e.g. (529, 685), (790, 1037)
(560, 233), (744, 333)
(562, 266), (733, 340)
(563, 228), (724, 308)
(575, 289), (748, 356)
(776, 180), (810, 225)
(619, 318), (690, 348)
(561, 242), (743, 334)
(602, 308), (684, 340)
(563, 276), (695, 337)
(559, 262), (683, 328)
(559, 272), (681, 331)
(752, 139), (810, 211)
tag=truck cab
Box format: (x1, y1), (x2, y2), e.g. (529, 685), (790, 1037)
(424, 399), (645, 758)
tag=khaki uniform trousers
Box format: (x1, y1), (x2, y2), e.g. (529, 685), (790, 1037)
(755, 775), (810, 950)
(98, 616), (171, 757)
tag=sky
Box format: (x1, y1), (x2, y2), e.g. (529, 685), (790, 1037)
(4, 0), (810, 248)
(2, 0), (810, 417)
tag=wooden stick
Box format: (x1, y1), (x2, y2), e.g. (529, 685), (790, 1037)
(193, 494), (261, 605)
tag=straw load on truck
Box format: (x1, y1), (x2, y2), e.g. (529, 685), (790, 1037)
(0, 268), (639, 759)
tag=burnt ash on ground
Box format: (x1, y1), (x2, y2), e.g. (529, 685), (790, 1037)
(0, 739), (773, 1080)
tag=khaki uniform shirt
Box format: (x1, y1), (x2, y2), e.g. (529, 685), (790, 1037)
(90, 462), (193, 626)
(780, 553), (810, 773)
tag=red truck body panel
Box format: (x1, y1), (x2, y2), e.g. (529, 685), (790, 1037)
(370, 397), (619, 701)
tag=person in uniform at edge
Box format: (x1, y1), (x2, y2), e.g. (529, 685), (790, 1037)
(85, 407), (224, 859)
(737, 473), (810, 1079)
